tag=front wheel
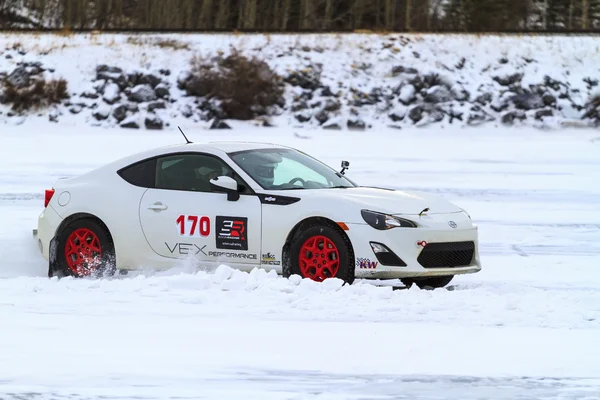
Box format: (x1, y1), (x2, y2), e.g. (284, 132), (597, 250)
(286, 222), (355, 284)
(53, 218), (116, 278)
(401, 275), (454, 289)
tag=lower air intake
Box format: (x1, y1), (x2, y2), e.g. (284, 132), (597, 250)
(417, 241), (475, 269)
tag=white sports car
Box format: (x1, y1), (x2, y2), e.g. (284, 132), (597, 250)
(35, 139), (481, 288)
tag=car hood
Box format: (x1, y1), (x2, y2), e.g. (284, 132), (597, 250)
(275, 187), (464, 215)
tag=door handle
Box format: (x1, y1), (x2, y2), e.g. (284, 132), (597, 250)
(148, 202), (168, 211)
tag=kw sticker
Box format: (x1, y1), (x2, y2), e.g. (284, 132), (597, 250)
(356, 257), (378, 269)
(216, 216), (248, 251)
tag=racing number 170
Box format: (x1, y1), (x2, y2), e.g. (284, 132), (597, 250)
(176, 215), (210, 237)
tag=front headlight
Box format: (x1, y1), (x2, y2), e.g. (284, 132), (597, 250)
(460, 208), (472, 220)
(361, 209), (417, 230)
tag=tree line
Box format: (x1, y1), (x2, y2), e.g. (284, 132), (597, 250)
(1, 0), (599, 32)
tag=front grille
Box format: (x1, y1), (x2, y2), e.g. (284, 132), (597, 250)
(417, 241), (475, 269)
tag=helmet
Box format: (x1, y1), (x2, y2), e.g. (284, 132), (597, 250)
(251, 162), (277, 187)
(238, 151), (282, 188)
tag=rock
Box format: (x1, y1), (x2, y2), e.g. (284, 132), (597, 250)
(284, 64), (322, 90)
(147, 101), (166, 112)
(543, 93), (557, 107)
(96, 65), (123, 74)
(408, 105), (423, 123)
(294, 112), (312, 123)
(159, 69), (171, 76)
(145, 116), (164, 130)
(120, 117), (140, 129)
(398, 84), (416, 105)
(292, 101), (309, 112)
(347, 118), (366, 130)
(5, 54), (12, 59)
(48, 109), (59, 123)
(583, 77), (599, 89)
(210, 119), (231, 129)
(180, 104), (194, 118)
(81, 91), (99, 99)
(6, 66), (30, 89)
(493, 73), (523, 86)
(92, 106), (110, 120)
(128, 84), (157, 103)
(315, 110), (329, 124)
(177, 71), (192, 90)
(544, 76), (563, 91)
(424, 86), (453, 103)
(323, 98), (341, 112)
(391, 65), (418, 76)
(320, 86), (335, 97)
(389, 110), (405, 122)
(475, 92), (493, 105)
(112, 104), (128, 122)
(102, 83), (121, 104)
(451, 85), (470, 102)
(323, 122), (342, 130)
(97, 70), (128, 89)
(154, 83), (170, 98)
(501, 111), (526, 125)
(535, 109), (554, 120)
(69, 104), (83, 114)
(139, 73), (161, 88)
(511, 93), (544, 110)
(124, 102), (139, 112)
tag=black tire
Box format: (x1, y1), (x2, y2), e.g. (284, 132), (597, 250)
(286, 221), (355, 284)
(53, 218), (116, 278)
(401, 275), (454, 289)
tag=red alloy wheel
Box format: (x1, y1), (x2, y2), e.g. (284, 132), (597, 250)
(298, 235), (340, 281)
(64, 228), (103, 276)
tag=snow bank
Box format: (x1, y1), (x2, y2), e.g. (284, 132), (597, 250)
(0, 33), (599, 131)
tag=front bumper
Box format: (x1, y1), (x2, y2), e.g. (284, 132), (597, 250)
(346, 213), (481, 280)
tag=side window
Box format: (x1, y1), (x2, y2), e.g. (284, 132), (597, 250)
(155, 153), (250, 193)
(118, 158), (157, 188)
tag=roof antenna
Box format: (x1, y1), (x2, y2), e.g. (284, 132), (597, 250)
(178, 126), (192, 144)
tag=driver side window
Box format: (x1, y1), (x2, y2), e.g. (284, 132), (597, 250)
(155, 153), (250, 193)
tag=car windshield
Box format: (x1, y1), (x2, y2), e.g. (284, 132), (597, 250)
(228, 148), (356, 190)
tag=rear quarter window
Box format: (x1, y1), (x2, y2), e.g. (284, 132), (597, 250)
(118, 158), (157, 188)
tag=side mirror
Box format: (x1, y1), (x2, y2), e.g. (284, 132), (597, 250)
(209, 176), (240, 201)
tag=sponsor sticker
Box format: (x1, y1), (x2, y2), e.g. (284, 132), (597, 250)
(208, 251), (257, 260)
(356, 257), (378, 269)
(216, 216), (248, 250)
(261, 252), (280, 266)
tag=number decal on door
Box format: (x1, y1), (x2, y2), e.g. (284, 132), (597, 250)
(176, 215), (211, 237)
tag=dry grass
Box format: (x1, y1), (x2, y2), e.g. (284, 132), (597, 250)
(2, 78), (69, 112)
(126, 36), (191, 51)
(184, 50), (284, 120)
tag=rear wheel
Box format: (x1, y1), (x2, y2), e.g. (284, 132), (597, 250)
(286, 222), (355, 284)
(54, 218), (116, 278)
(401, 275), (454, 289)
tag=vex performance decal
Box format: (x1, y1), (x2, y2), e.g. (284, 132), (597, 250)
(165, 242), (207, 256)
(208, 251), (257, 260)
(216, 216), (248, 251)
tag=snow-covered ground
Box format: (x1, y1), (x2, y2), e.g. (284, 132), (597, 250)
(1, 121), (600, 399)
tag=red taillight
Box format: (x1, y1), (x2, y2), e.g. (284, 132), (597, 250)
(44, 189), (55, 208)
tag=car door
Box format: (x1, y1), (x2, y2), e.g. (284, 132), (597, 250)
(139, 152), (262, 267)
